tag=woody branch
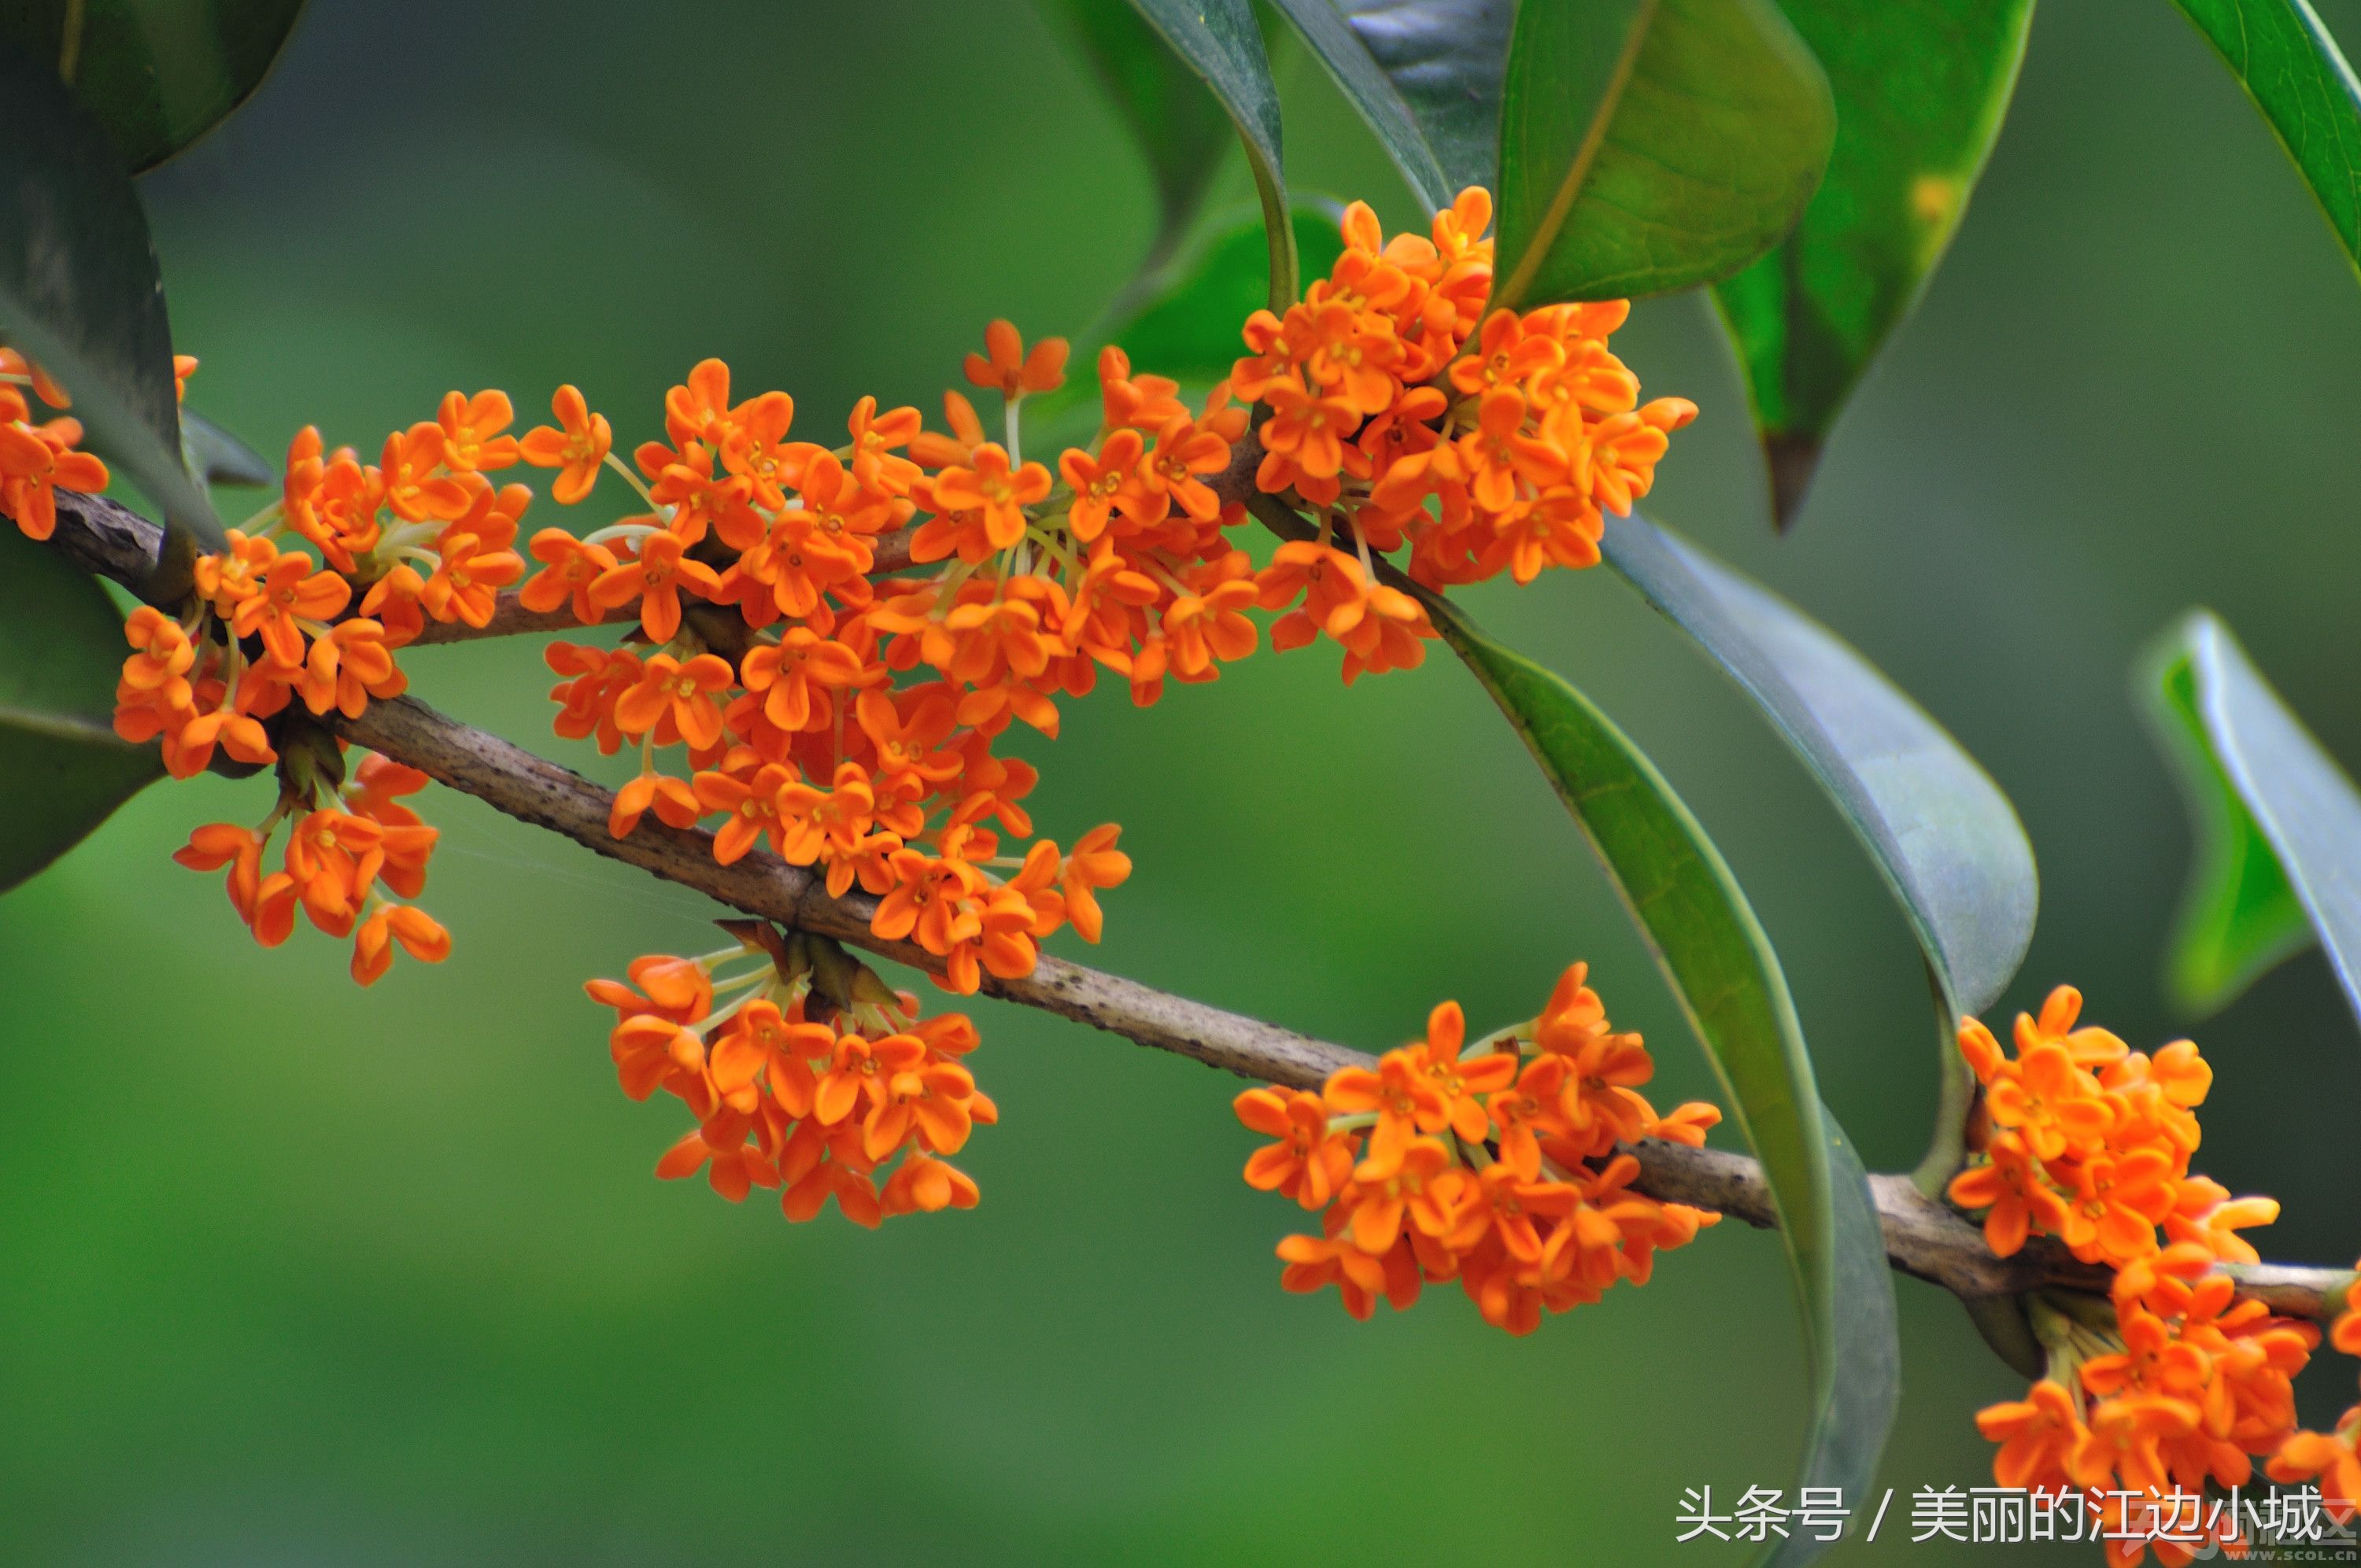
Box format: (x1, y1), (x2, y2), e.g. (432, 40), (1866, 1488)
(40, 488), (2355, 1324)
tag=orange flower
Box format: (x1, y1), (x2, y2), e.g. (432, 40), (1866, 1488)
(1257, 379), (1361, 483)
(420, 526), (525, 629)
(0, 415), (109, 540)
(1132, 415), (1231, 523)
(519, 529), (619, 623)
(928, 443), (1050, 554)
(1343, 1135), (1465, 1254)
(613, 651), (734, 751)
(1235, 1087), (1354, 1209)
(297, 618), (406, 718)
(608, 770), (701, 837)
(120, 607), (196, 710)
(380, 422), (473, 523)
(1325, 1048), (1450, 1179)
(1946, 1130), (2054, 1256)
(1975, 1380), (2086, 1489)
(693, 757), (796, 865)
(1411, 999), (1517, 1144)
(1985, 1042), (2110, 1162)
(588, 529), (720, 643)
(436, 389), (519, 473)
(2054, 1149), (2180, 1265)
(740, 628), (866, 732)
(351, 903), (450, 986)
(232, 547), (352, 667)
(1058, 427), (1144, 542)
(963, 319), (1067, 400)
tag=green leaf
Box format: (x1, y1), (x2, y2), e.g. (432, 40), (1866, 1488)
(183, 410), (272, 487)
(1711, 0), (2034, 528)
(1123, 0), (1299, 308)
(1268, 0), (1511, 211)
(0, 0), (306, 173)
(0, 527), (161, 891)
(2166, 0), (2361, 282)
(0, 36), (222, 563)
(1601, 511), (2037, 1183)
(1427, 595), (1894, 1559)
(2140, 611), (2361, 1022)
(1491, 0), (1836, 306)
(1768, 1109), (1899, 1568)
(1037, 0), (1235, 270)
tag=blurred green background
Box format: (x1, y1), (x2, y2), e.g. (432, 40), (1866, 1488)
(5, 1), (2360, 1562)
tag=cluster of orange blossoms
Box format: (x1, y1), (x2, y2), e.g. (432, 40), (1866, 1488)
(103, 368), (547, 980)
(1234, 962), (1721, 1335)
(587, 930), (992, 1224)
(1951, 987), (2358, 1563)
(515, 188), (1687, 1002)
(0, 347), (110, 538)
(1241, 188), (1695, 604)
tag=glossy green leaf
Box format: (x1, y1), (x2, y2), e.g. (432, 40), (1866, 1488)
(0, 527), (161, 891)
(2141, 611), (2361, 1023)
(1426, 594), (1894, 1558)
(1712, 0), (2034, 528)
(1269, 0), (1511, 211)
(183, 410), (272, 487)
(1124, 0), (1298, 308)
(2167, 0), (2361, 282)
(1602, 512), (2036, 1182)
(1491, 0), (1835, 306)
(0, 0), (306, 172)
(0, 37), (222, 562)
(1038, 0), (1234, 271)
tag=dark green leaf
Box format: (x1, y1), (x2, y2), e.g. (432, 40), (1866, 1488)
(1037, 0), (1234, 269)
(1712, 0), (2034, 528)
(1768, 1109), (1899, 1568)
(1491, 0), (1835, 305)
(1269, 0), (1511, 210)
(0, 0), (306, 172)
(1124, 0), (1298, 308)
(0, 526), (160, 891)
(1427, 595), (1893, 1555)
(183, 409), (272, 487)
(2167, 0), (2361, 282)
(1602, 512), (2037, 1181)
(2140, 611), (2360, 1021)
(0, 36), (222, 559)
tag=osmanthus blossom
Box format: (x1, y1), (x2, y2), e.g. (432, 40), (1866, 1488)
(1235, 962), (1723, 1337)
(1944, 987), (2354, 1566)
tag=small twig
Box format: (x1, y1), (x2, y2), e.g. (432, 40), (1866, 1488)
(35, 492), (2359, 1326)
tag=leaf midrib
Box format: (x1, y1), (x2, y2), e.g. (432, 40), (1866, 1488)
(1495, 0), (1660, 308)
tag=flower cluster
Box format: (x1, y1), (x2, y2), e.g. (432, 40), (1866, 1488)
(172, 751), (448, 984)
(1239, 188), (1696, 620)
(1234, 962), (1721, 1334)
(587, 928), (992, 1223)
(1948, 987), (2270, 1269)
(106, 384), (541, 978)
(0, 346), (112, 540)
(1954, 987), (2339, 1564)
